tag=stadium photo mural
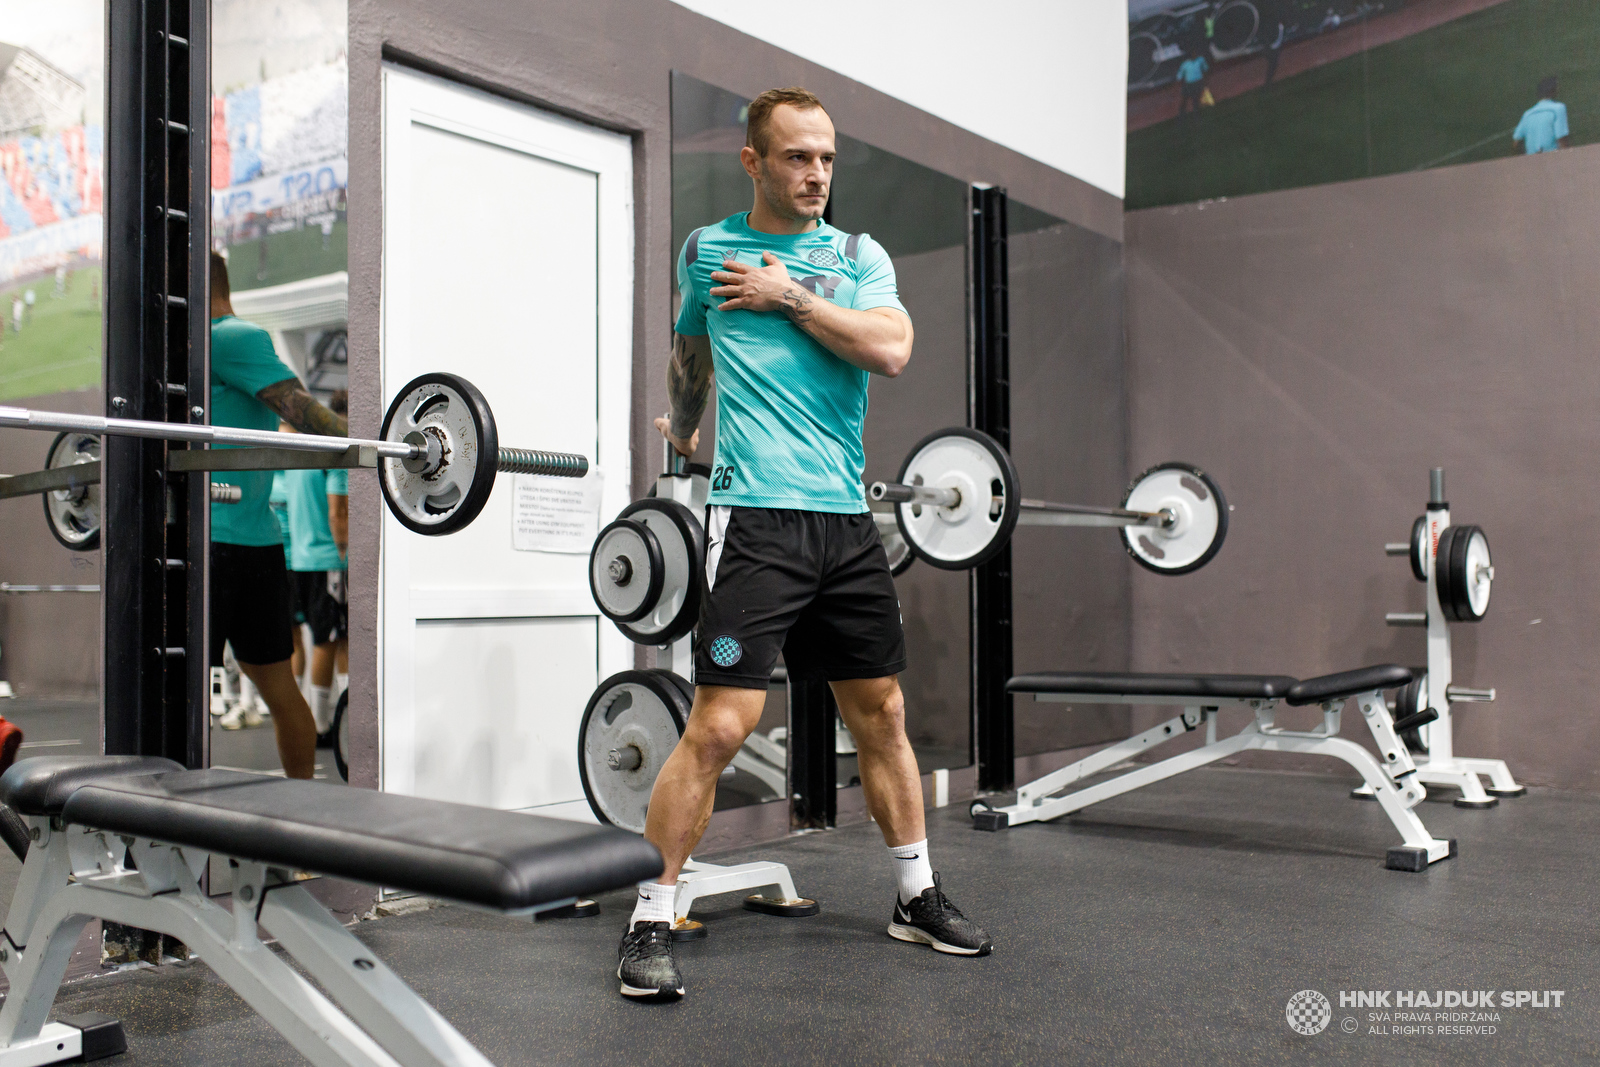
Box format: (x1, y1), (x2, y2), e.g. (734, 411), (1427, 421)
(1125, 0), (1596, 209)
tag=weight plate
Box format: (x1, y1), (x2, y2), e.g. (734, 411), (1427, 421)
(1439, 524), (1491, 622)
(578, 669), (691, 833)
(378, 373), (499, 535)
(1395, 670), (1428, 755)
(1120, 462), (1227, 575)
(613, 498), (704, 646)
(1409, 515), (1428, 583)
(332, 688), (350, 782)
(893, 427), (1020, 571)
(589, 518), (664, 624)
(882, 526), (915, 577)
(42, 432), (100, 550)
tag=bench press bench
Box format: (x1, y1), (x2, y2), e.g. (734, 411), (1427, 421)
(0, 755), (662, 1066)
(974, 665), (1457, 872)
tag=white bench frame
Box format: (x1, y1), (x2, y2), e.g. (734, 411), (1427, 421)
(0, 812), (549, 1066)
(990, 683), (1454, 870)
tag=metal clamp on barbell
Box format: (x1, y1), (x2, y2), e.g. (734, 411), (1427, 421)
(867, 427), (1228, 575)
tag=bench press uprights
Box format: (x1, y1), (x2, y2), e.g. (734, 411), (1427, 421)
(976, 685), (1455, 873)
(0, 816), (503, 1067)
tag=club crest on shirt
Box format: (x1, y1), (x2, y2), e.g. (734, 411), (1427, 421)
(709, 635), (742, 668)
(806, 248), (840, 267)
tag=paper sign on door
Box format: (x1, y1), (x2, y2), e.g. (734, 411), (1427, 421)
(512, 470), (603, 553)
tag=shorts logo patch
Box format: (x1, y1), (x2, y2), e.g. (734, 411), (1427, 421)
(806, 247), (839, 267)
(709, 635), (743, 668)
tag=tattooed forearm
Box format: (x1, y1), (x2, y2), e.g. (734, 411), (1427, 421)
(779, 287), (814, 325)
(257, 378), (349, 438)
(667, 333), (713, 440)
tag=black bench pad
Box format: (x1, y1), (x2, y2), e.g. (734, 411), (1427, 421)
(1286, 664), (1412, 706)
(0, 756), (185, 816)
(3, 758), (662, 912)
(1007, 672), (1299, 701)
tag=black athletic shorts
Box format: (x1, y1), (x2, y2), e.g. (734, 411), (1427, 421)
(288, 570), (348, 645)
(210, 543), (294, 667)
(695, 506), (907, 689)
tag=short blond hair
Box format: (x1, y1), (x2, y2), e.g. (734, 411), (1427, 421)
(745, 87), (827, 157)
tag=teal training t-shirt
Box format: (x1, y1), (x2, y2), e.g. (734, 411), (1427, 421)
(269, 471), (292, 565)
(210, 315), (298, 546)
(1514, 99), (1568, 154)
(285, 467), (348, 572)
(674, 212), (908, 513)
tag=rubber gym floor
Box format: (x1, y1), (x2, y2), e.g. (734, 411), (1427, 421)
(11, 762), (1595, 1065)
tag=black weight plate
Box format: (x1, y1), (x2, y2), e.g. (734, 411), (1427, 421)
(378, 372), (499, 536)
(42, 431), (100, 551)
(578, 669), (691, 833)
(894, 427), (1020, 571)
(589, 518), (665, 624)
(614, 498), (705, 646)
(1446, 524), (1491, 622)
(1119, 462), (1228, 576)
(1409, 515), (1428, 583)
(332, 688), (349, 782)
(1395, 670), (1428, 755)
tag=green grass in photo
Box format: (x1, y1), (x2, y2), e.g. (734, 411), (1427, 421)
(225, 219), (348, 293)
(0, 266), (102, 402)
(1127, 0), (1600, 209)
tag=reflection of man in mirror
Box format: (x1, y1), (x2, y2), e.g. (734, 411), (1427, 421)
(1177, 51), (1211, 114)
(1514, 77), (1569, 155)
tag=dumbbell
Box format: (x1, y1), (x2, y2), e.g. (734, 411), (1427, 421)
(868, 427), (1228, 574)
(0, 372), (588, 541)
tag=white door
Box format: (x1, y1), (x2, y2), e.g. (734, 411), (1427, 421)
(380, 66), (632, 813)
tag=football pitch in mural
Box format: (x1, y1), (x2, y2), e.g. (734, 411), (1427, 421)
(1125, 0), (1597, 209)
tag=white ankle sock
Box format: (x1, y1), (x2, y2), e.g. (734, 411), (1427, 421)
(311, 685), (333, 733)
(629, 882), (677, 927)
(888, 839), (934, 904)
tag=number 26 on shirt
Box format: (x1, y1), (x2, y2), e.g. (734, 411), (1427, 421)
(711, 465), (736, 491)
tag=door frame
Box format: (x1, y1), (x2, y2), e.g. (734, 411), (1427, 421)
(378, 64), (634, 796)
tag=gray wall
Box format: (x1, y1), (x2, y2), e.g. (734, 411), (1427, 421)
(1011, 221), (1131, 756)
(1124, 143), (1600, 793)
(341, 0), (1124, 792)
(0, 388), (101, 700)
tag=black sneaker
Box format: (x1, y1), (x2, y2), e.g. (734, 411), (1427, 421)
(888, 873), (993, 956)
(617, 921), (685, 999)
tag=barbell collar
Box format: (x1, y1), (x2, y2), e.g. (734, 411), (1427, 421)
(868, 480), (960, 508)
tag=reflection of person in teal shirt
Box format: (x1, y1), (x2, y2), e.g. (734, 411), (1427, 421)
(1514, 77), (1569, 155)
(206, 251), (347, 778)
(285, 435), (350, 738)
(1177, 53), (1210, 115)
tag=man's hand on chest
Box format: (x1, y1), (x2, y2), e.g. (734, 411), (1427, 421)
(711, 252), (824, 325)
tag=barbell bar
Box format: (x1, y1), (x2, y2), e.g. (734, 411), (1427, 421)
(0, 372), (588, 539)
(868, 427), (1228, 575)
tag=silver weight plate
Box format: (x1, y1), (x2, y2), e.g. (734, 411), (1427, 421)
(1120, 462), (1227, 575)
(1410, 515), (1428, 583)
(1441, 524), (1491, 622)
(578, 670), (690, 833)
(614, 498), (703, 646)
(1460, 528), (1492, 618)
(893, 427), (1019, 570)
(589, 519), (663, 624)
(378, 373), (498, 535)
(42, 432), (100, 550)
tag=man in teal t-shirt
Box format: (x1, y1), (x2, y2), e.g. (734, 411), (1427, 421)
(207, 252), (347, 779)
(1177, 53), (1209, 114)
(283, 391), (350, 740)
(1514, 77), (1569, 155)
(613, 88), (990, 1004)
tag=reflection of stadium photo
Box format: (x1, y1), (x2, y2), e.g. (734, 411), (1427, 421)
(1128, 0), (1399, 90)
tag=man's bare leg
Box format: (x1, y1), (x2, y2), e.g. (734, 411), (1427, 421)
(831, 675), (925, 847)
(289, 624), (306, 683)
(643, 684), (768, 884)
(237, 659), (317, 779)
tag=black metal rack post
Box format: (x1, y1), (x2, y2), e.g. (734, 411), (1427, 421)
(968, 184), (1013, 794)
(103, 0), (210, 769)
(787, 677), (837, 830)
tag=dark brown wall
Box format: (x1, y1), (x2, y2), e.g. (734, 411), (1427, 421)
(1124, 144), (1600, 792)
(0, 388), (101, 699)
(342, 0), (1125, 790)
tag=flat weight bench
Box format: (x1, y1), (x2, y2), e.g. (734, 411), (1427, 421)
(0, 756), (662, 1067)
(977, 665), (1457, 872)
